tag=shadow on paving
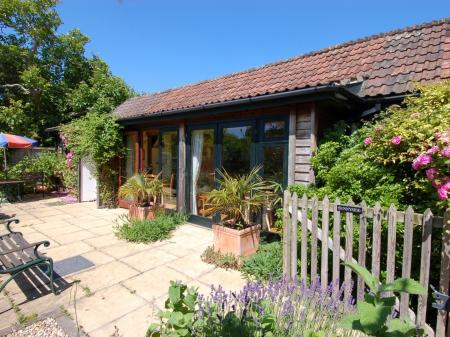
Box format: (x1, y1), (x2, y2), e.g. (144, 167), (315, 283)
(9, 266), (72, 302)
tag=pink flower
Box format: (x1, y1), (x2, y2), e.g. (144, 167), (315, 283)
(66, 152), (73, 160)
(391, 136), (401, 145)
(364, 137), (373, 145)
(426, 146), (439, 155)
(426, 168), (439, 180)
(437, 181), (450, 200)
(412, 153), (432, 170)
(436, 132), (450, 144)
(411, 112), (420, 118)
(441, 146), (450, 158)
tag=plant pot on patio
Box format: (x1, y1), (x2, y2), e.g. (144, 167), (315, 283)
(118, 173), (164, 221)
(212, 223), (260, 257)
(128, 204), (160, 220)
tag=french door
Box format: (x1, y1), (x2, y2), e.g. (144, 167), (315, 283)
(187, 121), (255, 222)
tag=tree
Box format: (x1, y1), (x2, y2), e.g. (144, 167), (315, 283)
(0, 0), (134, 143)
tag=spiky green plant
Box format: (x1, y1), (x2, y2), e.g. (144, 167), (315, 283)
(204, 166), (272, 227)
(118, 173), (163, 206)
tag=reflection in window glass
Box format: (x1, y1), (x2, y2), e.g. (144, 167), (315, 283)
(264, 120), (285, 138)
(143, 130), (160, 174)
(262, 144), (285, 184)
(161, 131), (178, 210)
(124, 134), (137, 179)
(222, 126), (252, 176)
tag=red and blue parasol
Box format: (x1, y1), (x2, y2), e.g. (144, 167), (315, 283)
(0, 133), (38, 149)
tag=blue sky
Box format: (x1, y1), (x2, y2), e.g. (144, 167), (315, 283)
(57, 0), (448, 93)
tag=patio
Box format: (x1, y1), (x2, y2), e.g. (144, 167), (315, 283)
(0, 196), (246, 337)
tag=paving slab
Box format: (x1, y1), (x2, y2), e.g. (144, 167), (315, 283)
(120, 248), (179, 272)
(122, 266), (189, 302)
(68, 284), (146, 333)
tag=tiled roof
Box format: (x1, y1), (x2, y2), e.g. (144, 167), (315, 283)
(115, 19), (450, 119)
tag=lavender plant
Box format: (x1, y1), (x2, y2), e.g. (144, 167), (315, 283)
(148, 278), (359, 337)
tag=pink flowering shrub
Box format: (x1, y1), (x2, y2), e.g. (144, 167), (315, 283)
(363, 80), (450, 209)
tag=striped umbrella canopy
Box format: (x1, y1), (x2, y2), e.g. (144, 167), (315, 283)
(0, 133), (38, 148)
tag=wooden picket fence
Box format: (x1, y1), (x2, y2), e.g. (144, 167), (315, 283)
(282, 191), (450, 337)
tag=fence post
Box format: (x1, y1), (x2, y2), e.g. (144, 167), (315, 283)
(372, 202), (382, 281)
(417, 209), (433, 327)
(400, 206), (414, 319)
(357, 200), (367, 301)
(332, 197), (341, 296)
(290, 193), (298, 278)
(311, 196), (319, 281)
(282, 190), (291, 278)
(386, 204), (397, 298)
(436, 209), (449, 337)
(321, 196), (330, 290)
(300, 194), (308, 282)
(344, 198), (354, 302)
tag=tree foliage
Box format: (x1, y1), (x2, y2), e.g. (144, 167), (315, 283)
(0, 0), (134, 142)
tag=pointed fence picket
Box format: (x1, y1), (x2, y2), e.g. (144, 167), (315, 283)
(282, 192), (450, 337)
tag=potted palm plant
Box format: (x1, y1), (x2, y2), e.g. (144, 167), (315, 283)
(205, 166), (271, 257)
(118, 173), (164, 220)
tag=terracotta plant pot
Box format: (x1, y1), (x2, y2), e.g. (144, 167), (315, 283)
(212, 223), (260, 257)
(128, 204), (158, 220)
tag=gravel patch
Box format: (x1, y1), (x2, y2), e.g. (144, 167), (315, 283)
(6, 318), (69, 337)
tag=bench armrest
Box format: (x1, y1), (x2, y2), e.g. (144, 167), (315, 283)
(1, 219), (21, 235)
(0, 240), (50, 258)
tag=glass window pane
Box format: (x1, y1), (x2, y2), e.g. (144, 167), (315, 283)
(222, 125), (252, 176)
(262, 144), (285, 184)
(161, 131), (178, 210)
(191, 129), (215, 217)
(124, 134), (137, 179)
(264, 120), (286, 138)
(143, 130), (160, 174)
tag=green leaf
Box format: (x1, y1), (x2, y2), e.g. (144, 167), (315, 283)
(344, 262), (379, 293)
(379, 278), (426, 295)
(340, 313), (364, 331)
(358, 301), (391, 335)
(168, 284), (182, 305)
(384, 318), (419, 337)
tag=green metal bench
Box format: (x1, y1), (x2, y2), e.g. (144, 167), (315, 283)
(0, 219), (56, 294)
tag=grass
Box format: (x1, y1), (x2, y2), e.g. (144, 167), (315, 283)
(115, 211), (188, 243)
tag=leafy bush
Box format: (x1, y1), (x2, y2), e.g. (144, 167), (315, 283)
(7, 151), (76, 191)
(115, 212), (187, 243)
(241, 241), (283, 281)
(148, 278), (355, 337)
(341, 262), (426, 337)
(201, 246), (240, 270)
(62, 112), (124, 207)
(297, 80), (450, 212)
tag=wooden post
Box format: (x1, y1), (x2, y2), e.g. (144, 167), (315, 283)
(386, 204), (397, 298)
(372, 202), (382, 281)
(332, 197), (341, 296)
(287, 106), (296, 186)
(344, 199), (354, 302)
(290, 193), (298, 278)
(357, 201), (367, 301)
(417, 209), (433, 327)
(311, 196), (318, 281)
(283, 190), (291, 278)
(309, 104), (317, 184)
(436, 209), (449, 337)
(177, 123), (186, 212)
(400, 206), (414, 319)
(321, 196), (330, 290)
(300, 194), (308, 282)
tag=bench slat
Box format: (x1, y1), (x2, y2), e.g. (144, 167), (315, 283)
(0, 234), (35, 269)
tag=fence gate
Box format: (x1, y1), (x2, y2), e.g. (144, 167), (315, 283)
(282, 190), (450, 337)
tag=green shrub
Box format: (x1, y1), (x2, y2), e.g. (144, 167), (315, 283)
(115, 212), (188, 243)
(241, 241), (283, 281)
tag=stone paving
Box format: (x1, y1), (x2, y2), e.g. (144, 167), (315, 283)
(0, 196), (247, 337)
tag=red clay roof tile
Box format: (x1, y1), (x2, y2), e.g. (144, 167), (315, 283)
(115, 19), (450, 119)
